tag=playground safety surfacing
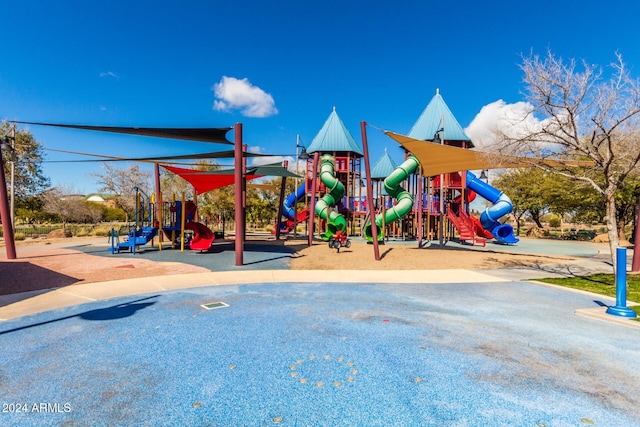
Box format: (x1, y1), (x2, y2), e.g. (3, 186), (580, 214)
(1, 280), (639, 426)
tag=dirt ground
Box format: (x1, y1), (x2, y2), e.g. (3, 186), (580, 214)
(0, 236), (576, 296)
(286, 240), (575, 270)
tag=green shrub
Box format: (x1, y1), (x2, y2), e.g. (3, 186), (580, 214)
(14, 232), (26, 241)
(549, 216), (561, 228)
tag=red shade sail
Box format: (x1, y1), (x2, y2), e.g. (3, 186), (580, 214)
(161, 165), (261, 194)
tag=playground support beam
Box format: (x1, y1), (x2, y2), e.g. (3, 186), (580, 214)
(234, 122), (244, 266)
(0, 142), (16, 259)
(275, 160), (288, 240)
(154, 163), (163, 251)
(361, 121), (380, 261)
(308, 152), (319, 247)
(417, 168), (423, 248)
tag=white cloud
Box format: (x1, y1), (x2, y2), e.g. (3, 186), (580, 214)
(465, 100), (548, 149)
(250, 155), (292, 167)
(99, 71), (119, 78)
(212, 76), (278, 118)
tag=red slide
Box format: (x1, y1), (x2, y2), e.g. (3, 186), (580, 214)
(184, 222), (215, 251)
(469, 215), (494, 239)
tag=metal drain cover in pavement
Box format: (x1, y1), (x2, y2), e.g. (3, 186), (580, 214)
(201, 302), (229, 310)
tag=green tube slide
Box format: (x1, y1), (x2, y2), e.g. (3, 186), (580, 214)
(364, 155), (420, 242)
(315, 154), (347, 241)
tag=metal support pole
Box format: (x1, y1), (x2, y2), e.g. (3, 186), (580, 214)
(294, 135), (300, 238)
(10, 125), (15, 229)
(308, 152), (319, 247)
(361, 121), (380, 261)
(154, 163), (163, 251)
(234, 123), (244, 266)
(275, 160), (288, 240)
(0, 145), (16, 259)
(417, 169), (423, 248)
(606, 247), (637, 318)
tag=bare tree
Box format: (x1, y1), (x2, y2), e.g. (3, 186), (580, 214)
(90, 163), (152, 221)
(493, 50), (640, 268)
(42, 186), (87, 229)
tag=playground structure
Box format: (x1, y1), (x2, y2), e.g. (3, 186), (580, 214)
(109, 187), (158, 254)
(363, 155), (420, 242)
(315, 154), (347, 241)
(277, 181), (310, 234)
(109, 187), (215, 254)
(6, 99), (539, 266)
(275, 108), (366, 244)
(161, 198), (215, 252)
(277, 95), (519, 247)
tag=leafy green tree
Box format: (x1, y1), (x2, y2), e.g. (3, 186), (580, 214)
(493, 168), (549, 232)
(15, 195), (46, 224)
(246, 178), (282, 228)
(201, 184), (235, 230)
(1, 121), (50, 205)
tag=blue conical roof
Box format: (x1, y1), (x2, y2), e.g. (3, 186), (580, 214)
(369, 148), (398, 180)
(307, 107), (363, 156)
(407, 89), (473, 146)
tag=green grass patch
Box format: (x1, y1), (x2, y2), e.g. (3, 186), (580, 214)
(535, 273), (640, 304)
(536, 274), (640, 322)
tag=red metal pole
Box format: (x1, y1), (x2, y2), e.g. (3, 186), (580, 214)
(308, 152), (319, 247)
(361, 121), (380, 261)
(234, 123), (244, 266)
(154, 163), (162, 249)
(193, 187), (199, 223)
(0, 147), (16, 259)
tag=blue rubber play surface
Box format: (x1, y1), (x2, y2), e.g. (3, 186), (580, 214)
(2, 281), (639, 426)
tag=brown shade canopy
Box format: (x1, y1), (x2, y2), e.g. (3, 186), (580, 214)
(15, 121), (233, 144)
(385, 131), (593, 176)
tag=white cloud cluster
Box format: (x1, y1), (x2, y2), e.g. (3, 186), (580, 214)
(99, 71), (119, 78)
(213, 76), (278, 118)
(250, 155), (293, 167)
(465, 100), (546, 149)
(245, 146), (294, 168)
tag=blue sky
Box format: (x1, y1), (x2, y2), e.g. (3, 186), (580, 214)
(1, 0), (639, 194)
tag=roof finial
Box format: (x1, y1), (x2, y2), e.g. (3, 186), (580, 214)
(384, 147), (387, 153)
(436, 88), (440, 95)
(333, 106), (336, 112)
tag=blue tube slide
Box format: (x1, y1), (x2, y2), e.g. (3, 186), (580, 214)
(465, 171), (519, 245)
(283, 182), (306, 219)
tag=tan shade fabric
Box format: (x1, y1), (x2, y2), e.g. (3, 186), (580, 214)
(385, 131), (592, 176)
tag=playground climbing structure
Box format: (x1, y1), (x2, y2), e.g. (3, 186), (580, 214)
(305, 107), (365, 240)
(367, 89), (519, 246)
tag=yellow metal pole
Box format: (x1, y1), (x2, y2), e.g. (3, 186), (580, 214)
(157, 191), (163, 251)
